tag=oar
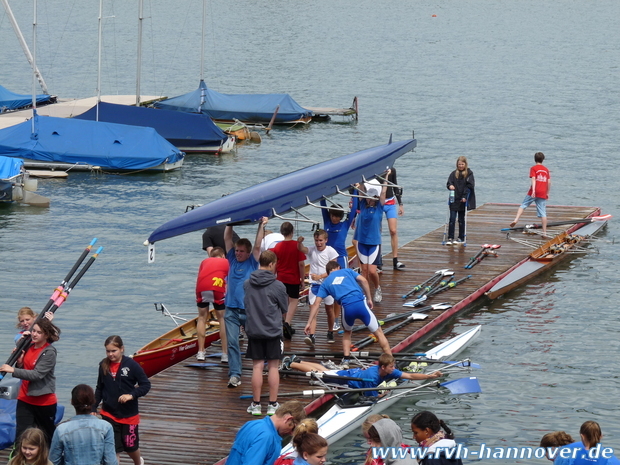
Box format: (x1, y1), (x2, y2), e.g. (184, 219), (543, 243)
(242, 377), (481, 398)
(353, 311), (429, 351)
(345, 303), (451, 334)
(403, 275), (472, 307)
(278, 371), (374, 382)
(1, 240), (102, 377)
(501, 214), (612, 231)
(401, 270), (450, 298)
(464, 244), (490, 269)
(465, 245), (500, 269)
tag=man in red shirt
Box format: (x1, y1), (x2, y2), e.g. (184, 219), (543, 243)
(195, 247), (230, 362)
(510, 152), (551, 236)
(271, 222), (306, 339)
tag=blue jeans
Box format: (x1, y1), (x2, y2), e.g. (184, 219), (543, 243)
(225, 307), (246, 378)
(448, 209), (465, 241)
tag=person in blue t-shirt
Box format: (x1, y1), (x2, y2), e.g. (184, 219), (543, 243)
(553, 421), (620, 465)
(282, 353), (441, 397)
(304, 261), (391, 366)
(223, 217), (268, 389)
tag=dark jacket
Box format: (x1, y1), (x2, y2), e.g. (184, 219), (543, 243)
(419, 438), (463, 465)
(12, 343), (56, 397)
(447, 168), (476, 212)
(93, 355), (150, 419)
(243, 269), (288, 339)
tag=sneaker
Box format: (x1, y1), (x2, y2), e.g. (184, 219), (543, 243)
(326, 332), (335, 344)
(227, 376), (241, 388)
(333, 319), (341, 331)
(280, 356), (292, 370)
(247, 402), (262, 416)
(309, 380), (323, 386)
(394, 261), (406, 270)
(304, 334), (316, 347)
(456, 238), (463, 244)
(283, 322), (296, 340)
(267, 402), (279, 416)
(445, 238), (454, 245)
(196, 351), (205, 361)
(220, 353), (228, 363)
(340, 357), (350, 369)
(140, 458), (145, 465)
(374, 287), (383, 303)
(321, 360), (339, 370)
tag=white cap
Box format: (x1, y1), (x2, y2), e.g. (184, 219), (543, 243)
(366, 186), (381, 198)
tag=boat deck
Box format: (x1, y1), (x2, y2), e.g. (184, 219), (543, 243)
(305, 97), (358, 120)
(133, 203), (601, 465)
(0, 95), (160, 129)
(0, 203), (598, 465)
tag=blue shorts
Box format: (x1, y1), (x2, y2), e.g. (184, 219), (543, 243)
(356, 242), (380, 265)
(383, 198), (398, 220)
(342, 298), (379, 332)
(520, 195), (547, 218)
(336, 255), (349, 269)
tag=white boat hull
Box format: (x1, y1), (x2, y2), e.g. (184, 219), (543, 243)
(280, 325), (481, 455)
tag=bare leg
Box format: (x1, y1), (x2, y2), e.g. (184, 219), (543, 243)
(542, 216), (548, 237)
(197, 307), (209, 352)
(367, 264), (380, 290)
(372, 327), (392, 355)
(267, 359), (280, 402)
(127, 449), (142, 465)
(325, 304), (335, 331)
(251, 359), (264, 402)
(511, 207), (525, 227)
(285, 297), (299, 324)
(216, 309), (227, 355)
(387, 217), (398, 258)
(290, 360), (328, 372)
(342, 330), (352, 357)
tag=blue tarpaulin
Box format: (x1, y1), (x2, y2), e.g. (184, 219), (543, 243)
(0, 156), (23, 179)
(0, 398), (65, 449)
(0, 113), (184, 171)
(154, 80), (312, 124)
(75, 102), (228, 150)
(0, 85), (53, 113)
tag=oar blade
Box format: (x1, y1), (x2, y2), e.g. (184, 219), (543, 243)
(441, 377), (481, 394)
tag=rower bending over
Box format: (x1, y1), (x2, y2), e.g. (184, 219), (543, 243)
(304, 261), (390, 367)
(281, 353), (442, 397)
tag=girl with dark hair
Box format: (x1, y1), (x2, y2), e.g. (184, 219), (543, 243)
(9, 427), (52, 465)
(1, 318), (61, 447)
(411, 411), (462, 465)
(292, 431), (328, 465)
(50, 384), (117, 465)
(445, 156), (476, 245)
(93, 336), (151, 465)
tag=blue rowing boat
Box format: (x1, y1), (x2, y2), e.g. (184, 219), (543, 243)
(147, 138), (416, 244)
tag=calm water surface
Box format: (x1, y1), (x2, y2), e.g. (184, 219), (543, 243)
(1, 1), (619, 463)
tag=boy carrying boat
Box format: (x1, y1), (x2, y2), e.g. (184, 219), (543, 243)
(244, 250), (288, 416)
(297, 229), (339, 347)
(281, 353), (441, 397)
(304, 260), (391, 368)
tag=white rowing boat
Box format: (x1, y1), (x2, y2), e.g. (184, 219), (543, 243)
(280, 325), (482, 455)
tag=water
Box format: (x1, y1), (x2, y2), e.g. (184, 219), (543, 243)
(1, 1), (620, 463)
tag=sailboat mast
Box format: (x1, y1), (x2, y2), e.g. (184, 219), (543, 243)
(1, 0), (49, 94)
(200, 0), (206, 82)
(136, 0), (143, 106)
(31, 0), (37, 111)
(96, 0), (103, 121)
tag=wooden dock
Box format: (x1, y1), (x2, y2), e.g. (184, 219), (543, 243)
(0, 203), (600, 465)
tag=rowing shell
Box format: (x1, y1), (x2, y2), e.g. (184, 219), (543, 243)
(279, 325), (481, 455)
(147, 138), (416, 244)
(487, 220), (607, 300)
(132, 317), (220, 378)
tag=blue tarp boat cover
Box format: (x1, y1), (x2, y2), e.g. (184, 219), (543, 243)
(75, 102), (228, 149)
(153, 80), (313, 124)
(0, 398), (65, 449)
(0, 156), (23, 179)
(0, 112), (184, 171)
(0, 85), (53, 113)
